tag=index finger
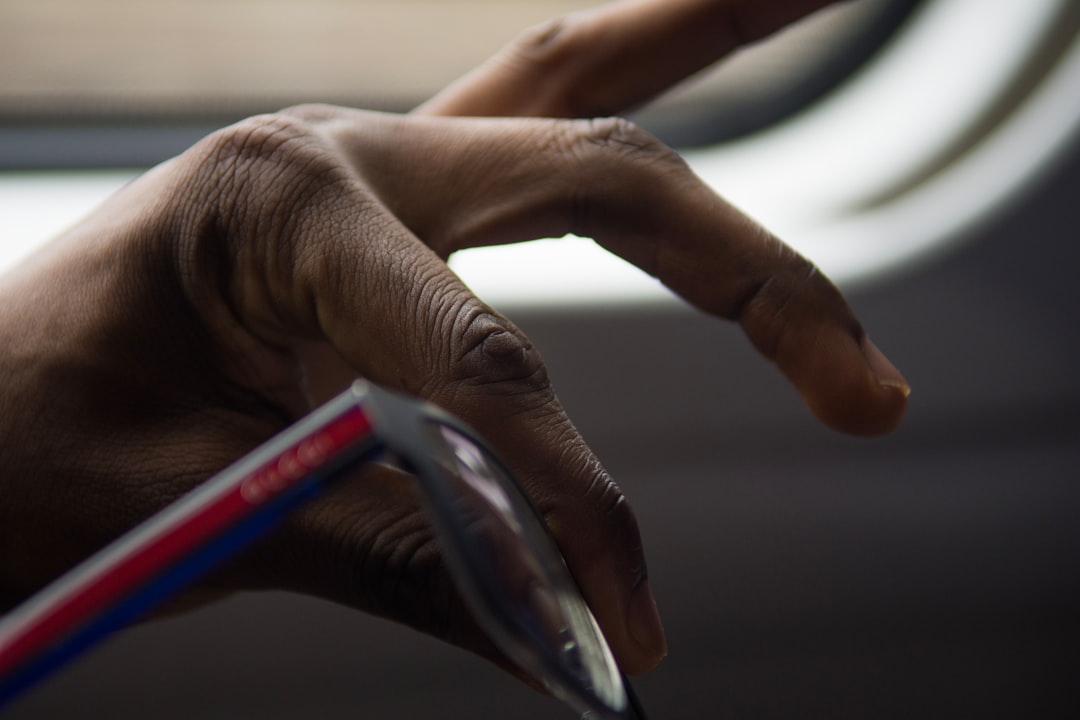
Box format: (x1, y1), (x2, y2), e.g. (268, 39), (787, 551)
(315, 111), (909, 435)
(415, 0), (840, 118)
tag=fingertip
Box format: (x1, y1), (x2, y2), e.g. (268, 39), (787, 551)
(803, 335), (910, 436)
(862, 337), (912, 399)
(828, 381), (909, 437)
(623, 578), (668, 674)
(584, 571), (667, 677)
(576, 541), (667, 675)
(552, 483), (666, 676)
(856, 336), (910, 436)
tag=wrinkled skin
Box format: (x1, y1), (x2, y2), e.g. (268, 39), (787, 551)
(0, 0), (907, 682)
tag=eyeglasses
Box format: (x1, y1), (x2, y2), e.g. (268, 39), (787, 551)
(0, 380), (646, 718)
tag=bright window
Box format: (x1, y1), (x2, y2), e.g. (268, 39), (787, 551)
(3, 1), (1077, 304)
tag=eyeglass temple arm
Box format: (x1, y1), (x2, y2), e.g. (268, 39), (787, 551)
(622, 672), (650, 720)
(0, 401), (378, 707)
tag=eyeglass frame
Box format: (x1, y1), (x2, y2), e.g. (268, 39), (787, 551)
(0, 380), (645, 719)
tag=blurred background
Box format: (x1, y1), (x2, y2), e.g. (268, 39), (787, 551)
(2, 0), (1078, 717)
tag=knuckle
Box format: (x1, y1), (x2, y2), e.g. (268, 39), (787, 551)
(169, 111), (364, 334)
(737, 248), (858, 356)
(508, 15), (578, 75)
(579, 116), (651, 151)
(276, 102), (344, 124)
(555, 117), (685, 236)
(189, 113), (349, 216)
(178, 111), (357, 253)
(362, 514), (458, 638)
(541, 452), (646, 579)
(569, 116), (685, 172)
(200, 112), (316, 170)
(448, 309), (551, 396)
(580, 454), (629, 523)
(505, 14), (613, 117)
(739, 255), (810, 323)
(294, 481), (463, 643)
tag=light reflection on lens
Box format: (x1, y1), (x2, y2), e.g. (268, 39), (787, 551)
(423, 421), (625, 716)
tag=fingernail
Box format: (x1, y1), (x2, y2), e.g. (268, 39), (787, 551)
(627, 580), (667, 659)
(862, 338), (911, 397)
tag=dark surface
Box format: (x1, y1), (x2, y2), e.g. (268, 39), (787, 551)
(5, 142), (1080, 719)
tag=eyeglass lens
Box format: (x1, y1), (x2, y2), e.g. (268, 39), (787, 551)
(421, 421), (627, 718)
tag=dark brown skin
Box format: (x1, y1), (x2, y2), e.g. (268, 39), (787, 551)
(0, 0), (907, 682)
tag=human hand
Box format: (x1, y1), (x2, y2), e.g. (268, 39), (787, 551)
(0, 0), (907, 686)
